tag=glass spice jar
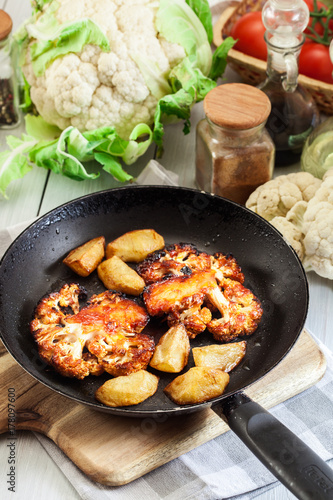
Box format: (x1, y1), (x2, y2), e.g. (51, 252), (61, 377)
(196, 83), (275, 205)
(0, 10), (20, 129)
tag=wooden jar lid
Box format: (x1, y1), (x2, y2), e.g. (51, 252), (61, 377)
(203, 83), (271, 130)
(0, 10), (12, 41)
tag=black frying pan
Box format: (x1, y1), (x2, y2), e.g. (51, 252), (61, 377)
(0, 186), (332, 499)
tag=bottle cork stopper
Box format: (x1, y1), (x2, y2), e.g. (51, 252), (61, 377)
(0, 10), (12, 41)
(203, 83), (271, 130)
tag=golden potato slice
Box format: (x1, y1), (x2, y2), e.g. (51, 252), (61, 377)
(106, 229), (165, 262)
(97, 255), (145, 296)
(95, 370), (159, 407)
(164, 367), (229, 405)
(149, 324), (190, 373)
(63, 236), (105, 277)
(192, 341), (246, 372)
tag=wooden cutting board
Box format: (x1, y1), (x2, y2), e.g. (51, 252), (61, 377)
(0, 329), (326, 486)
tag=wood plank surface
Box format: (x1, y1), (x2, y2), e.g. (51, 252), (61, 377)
(38, 146), (156, 216)
(0, 329), (326, 486)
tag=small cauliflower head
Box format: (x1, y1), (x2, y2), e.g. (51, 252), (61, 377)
(22, 0), (187, 139)
(302, 172), (333, 279)
(245, 172), (321, 221)
(246, 167), (333, 279)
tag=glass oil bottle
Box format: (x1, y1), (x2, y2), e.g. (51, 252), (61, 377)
(259, 0), (320, 166)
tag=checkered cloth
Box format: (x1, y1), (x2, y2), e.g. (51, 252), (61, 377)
(0, 161), (332, 500)
(32, 349), (333, 500)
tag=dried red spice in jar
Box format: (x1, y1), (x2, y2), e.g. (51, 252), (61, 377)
(0, 10), (20, 128)
(196, 83), (275, 205)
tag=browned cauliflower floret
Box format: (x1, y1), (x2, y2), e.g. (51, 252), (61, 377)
(206, 278), (263, 343)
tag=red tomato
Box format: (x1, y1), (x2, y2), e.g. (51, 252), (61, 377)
(230, 7), (333, 84)
(299, 43), (333, 83)
(230, 11), (267, 61)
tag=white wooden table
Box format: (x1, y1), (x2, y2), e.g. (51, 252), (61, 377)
(0, 1), (332, 499)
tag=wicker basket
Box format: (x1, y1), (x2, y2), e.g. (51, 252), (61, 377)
(213, 0), (333, 115)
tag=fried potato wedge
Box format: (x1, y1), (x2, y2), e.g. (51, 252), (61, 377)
(106, 229), (165, 262)
(164, 367), (229, 405)
(63, 236), (105, 277)
(95, 370), (159, 407)
(192, 341), (246, 372)
(149, 324), (190, 373)
(97, 255), (145, 295)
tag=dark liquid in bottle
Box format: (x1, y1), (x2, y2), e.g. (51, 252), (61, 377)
(261, 85), (319, 167)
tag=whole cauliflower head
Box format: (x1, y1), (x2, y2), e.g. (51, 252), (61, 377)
(23, 0), (187, 139)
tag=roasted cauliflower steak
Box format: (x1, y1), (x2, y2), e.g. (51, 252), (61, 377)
(141, 243), (263, 343)
(30, 283), (154, 379)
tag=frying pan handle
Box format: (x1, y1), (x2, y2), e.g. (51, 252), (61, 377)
(213, 393), (333, 500)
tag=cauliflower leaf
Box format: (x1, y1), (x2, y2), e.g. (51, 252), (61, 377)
(32, 0), (53, 12)
(185, 0), (213, 43)
(209, 36), (236, 81)
(26, 123), (150, 182)
(156, 0), (212, 77)
(0, 135), (36, 198)
(30, 19), (110, 76)
(94, 153), (132, 182)
(14, 118), (152, 184)
(28, 127), (99, 181)
(25, 114), (62, 140)
(133, 54), (172, 100)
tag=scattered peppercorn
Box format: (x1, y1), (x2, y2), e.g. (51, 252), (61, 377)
(0, 78), (19, 126)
